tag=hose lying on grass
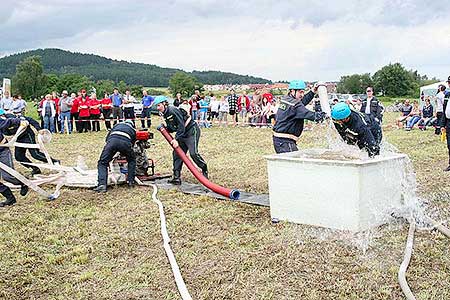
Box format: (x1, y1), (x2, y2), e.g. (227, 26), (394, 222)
(146, 182), (193, 300)
(398, 216), (450, 300)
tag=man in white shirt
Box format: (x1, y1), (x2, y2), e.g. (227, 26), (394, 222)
(0, 91), (14, 113)
(122, 89), (136, 126)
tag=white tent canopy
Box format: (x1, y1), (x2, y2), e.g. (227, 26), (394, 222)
(420, 81), (448, 97)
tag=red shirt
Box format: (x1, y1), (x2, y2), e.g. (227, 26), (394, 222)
(78, 96), (91, 117)
(89, 98), (101, 115)
(53, 97), (60, 114)
(70, 98), (80, 114)
(101, 97), (112, 109)
(238, 96), (250, 110)
(262, 93), (273, 103)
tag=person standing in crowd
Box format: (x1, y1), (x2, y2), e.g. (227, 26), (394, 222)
(226, 89), (239, 126)
(110, 88), (123, 125)
(418, 97), (434, 130)
(101, 92), (113, 130)
(154, 96), (209, 185)
(89, 93), (101, 132)
(51, 91), (61, 133)
(396, 99), (413, 128)
(331, 102), (382, 157)
(122, 89), (136, 126)
(173, 93), (183, 107)
(1, 91), (14, 113)
(405, 100), (421, 130)
(179, 98), (191, 115)
(268, 99), (278, 126)
(78, 90), (91, 133)
(218, 96), (229, 127)
(189, 95), (199, 121)
(198, 96), (210, 128)
(272, 80), (326, 153)
(0, 113), (29, 207)
(11, 95), (27, 115)
(435, 85), (446, 135)
(262, 90), (274, 104)
(41, 94), (56, 133)
(238, 91), (250, 125)
(59, 90), (73, 134)
(70, 92), (80, 132)
(360, 86), (383, 124)
(141, 89), (154, 129)
(209, 93), (220, 125)
(439, 86), (450, 171)
(260, 96), (271, 127)
(93, 120), (137, 193)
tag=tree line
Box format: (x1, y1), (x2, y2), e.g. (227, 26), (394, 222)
(336, 63), (439, 97)
(0, 48), (271, 87)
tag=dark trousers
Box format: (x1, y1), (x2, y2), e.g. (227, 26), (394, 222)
(55, 113), (61, 133)
(97, 138), (136, 186)
(0, 149), (22, 193)
(102, 109), (112, 130)
(436, 112), (443, 134)
(123, 107), (135, 126)
(141, 107), (152, 128)
(71, 112), (80, 133)
(112, 107), (122, 125)
(91, 114), (101, 132)
(79, 116), (91, 132)
(273, 136), (298, 154)
(15, 131), (57, 173)
(173, 124), (207, 173)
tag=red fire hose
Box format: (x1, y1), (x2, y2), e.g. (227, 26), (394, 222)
(157, 125), (240, 200)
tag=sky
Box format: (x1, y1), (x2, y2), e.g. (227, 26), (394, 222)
(1, 0), (449, 82)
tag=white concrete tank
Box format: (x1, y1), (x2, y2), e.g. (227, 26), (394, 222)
(265, 150), (407, 231)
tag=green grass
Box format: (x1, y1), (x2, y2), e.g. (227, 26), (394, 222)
(0, 112), (449, 299)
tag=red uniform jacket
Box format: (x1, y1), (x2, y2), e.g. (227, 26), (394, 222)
(71, 97), (80, 114)
(89, 99), (101, 115)
(101, 97), (112, 110)
(78, 96), (91, 117)
(237, 96), (250, 111)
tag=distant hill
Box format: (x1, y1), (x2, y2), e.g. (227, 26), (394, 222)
(0, 48), (271, 86)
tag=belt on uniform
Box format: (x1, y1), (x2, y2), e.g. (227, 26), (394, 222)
(273, 132), (299, 142)
(110, 131), (132, 140)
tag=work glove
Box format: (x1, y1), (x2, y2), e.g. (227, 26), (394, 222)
(314, 111), (327, 123)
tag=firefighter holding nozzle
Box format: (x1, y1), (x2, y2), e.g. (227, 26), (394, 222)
(93, 120), (136, 192)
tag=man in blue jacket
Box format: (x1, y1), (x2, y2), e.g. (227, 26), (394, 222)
(331, 102), (382, 157)
(273, 80), (326, 153)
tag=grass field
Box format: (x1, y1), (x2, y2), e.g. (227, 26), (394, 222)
(0, 113), (449, 300)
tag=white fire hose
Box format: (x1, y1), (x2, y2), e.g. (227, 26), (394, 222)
(142, 182), (192, 300)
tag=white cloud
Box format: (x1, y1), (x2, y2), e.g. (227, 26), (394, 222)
(1, 0), (450, 81)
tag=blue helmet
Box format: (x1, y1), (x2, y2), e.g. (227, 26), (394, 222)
(0, 108), (4, 115)
(153, 95), (168, 106)
(288, 80), (306, 90)
(331, 102), (351, 120)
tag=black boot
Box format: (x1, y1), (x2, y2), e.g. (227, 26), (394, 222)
(93, 185), (107, 193)
(20, 184), (29, 196)
(0, 189), (17, 207)
(167, 170), (181, 185)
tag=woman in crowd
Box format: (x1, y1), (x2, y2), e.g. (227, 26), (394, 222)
(78, 91), (91, 133)
(218, 96), (229, 127)
(41, 94), (57, 133)
(405, 100), (421, 130)
(89, 93), (101, 132)
(418, 97), (435, 130)
(101, 92), (113, 130)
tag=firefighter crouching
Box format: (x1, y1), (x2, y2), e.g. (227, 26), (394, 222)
(93, 120), (137, 192)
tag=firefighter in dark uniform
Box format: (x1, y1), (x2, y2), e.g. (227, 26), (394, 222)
(0, 110), (29, 207)
(273, 80), (326, 153)
(331, 102), (382, 157)
(154, 96), (208, 185)
(440, 94), (450, 171)
(1, 111), (60, 175)
(93, 120), (137, 192)
(359, 86), (384, 124)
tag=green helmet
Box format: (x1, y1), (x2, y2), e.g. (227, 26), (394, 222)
(124, 119), (135, 128)
(288, 80), (306, 90)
